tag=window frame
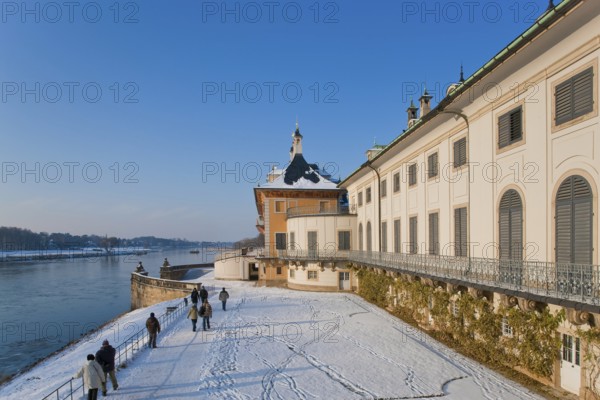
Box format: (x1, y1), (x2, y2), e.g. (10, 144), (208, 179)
(380, 179), (387, 198)
(274, 200), (286, 213)
(366, 187), (372, 204)
(427, 152), (438, 179)
(275, 232), (287, 250)
(498, 106), (523, 149)
(358, 191), (363, 207)
(453, 137), (467, 168)
(408, 163), (417, 187)
(393, 172), (401, 193)
(552, 62), (597, 131)
(307, 270), (318, 280)
(338, 230), (351, 251)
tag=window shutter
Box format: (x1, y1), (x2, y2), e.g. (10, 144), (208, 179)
(358, 224), (363, 251)
(555, 67), (594, 125)
(454, 138), (467, 167)
(409, 217), (417, 254)
(366, 222), (372, 252)
(572, 68), (594, 119)
(555, 79), (572, 125)
(556, 175), (592, 264)
(455, 208), (467, 257)
(381, 222), (387, 252)
(429, 213), (439, 255)
(394, 220), (401, 253)
(498, 112), (511, 148)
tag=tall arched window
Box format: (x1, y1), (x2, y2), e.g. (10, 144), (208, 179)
(556, 175), (593, 296)
(556, 175), (593, 264)
(366, 222), (372, 252)
(358, 223), (363, 251)
(499, 189), (523, 285)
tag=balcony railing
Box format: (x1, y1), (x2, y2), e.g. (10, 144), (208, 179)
(286, 204), (356, 218)
(278, 249), (600, 306)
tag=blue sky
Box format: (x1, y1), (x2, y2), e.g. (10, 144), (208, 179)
(0, 0), (554, 242)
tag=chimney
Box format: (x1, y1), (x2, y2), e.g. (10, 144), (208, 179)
(406, 99), (418, 127)
(419, 89), (432, 118)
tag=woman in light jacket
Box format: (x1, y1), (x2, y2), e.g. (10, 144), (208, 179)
(73, 354), (105, 400)
(187, 304), (199, 332)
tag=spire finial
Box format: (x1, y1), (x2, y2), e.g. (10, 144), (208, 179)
(373, 137), (377, 146)
(460, 64), (465, 83)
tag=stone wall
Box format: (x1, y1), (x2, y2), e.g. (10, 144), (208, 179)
(160, 263), (213, 280)
(130, 273), (201, 310)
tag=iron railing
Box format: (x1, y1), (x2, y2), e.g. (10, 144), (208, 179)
(279, 249), (600, 306)
(41, 300), (187, 400)
(286, 204), (356, 218)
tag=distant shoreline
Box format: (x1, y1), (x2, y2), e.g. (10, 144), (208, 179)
(0, 248), (151, 263)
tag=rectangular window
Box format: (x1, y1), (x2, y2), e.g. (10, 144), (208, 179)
(276, 267), (282, 275)
(319, 201), (328, 212)
(338, 231), (351, 250)
(501, 317), (513, 337)
(380, 179), (387, 198)
(366, 187), (372, 203)
(498, 106), (523, 148)
(452, 302), (459, 317)
(427, 152), (438, 178)
(409, 216), (418, 254)
(308, 271), (318, 280)
(408, 164), (417, 187)
(358, 192), (363, 207)
(275, 233), (287, 250)
(453, 138), (467, 168)
(275, 200), (286, 213)
(393, 172), (400, 193)
(454, 207), (468, 257)
(289, 269), (295, 278)
(555, 67), (594, 126)
(563, 334), (573, 363)
(289, 232), (295, 250)
(429, 212), (439, 255)
(394, 219), (401, 253)
(381, 221), (388, 252)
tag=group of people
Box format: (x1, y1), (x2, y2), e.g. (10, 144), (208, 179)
(73, 340), (119, 399)
(74, 286), (230, 399)
(186, 286), (229, 332)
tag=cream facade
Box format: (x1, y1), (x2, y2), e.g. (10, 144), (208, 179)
(336, 1), (600, 397)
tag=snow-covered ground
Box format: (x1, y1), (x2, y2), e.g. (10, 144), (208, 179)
(0, 271), (545, 399)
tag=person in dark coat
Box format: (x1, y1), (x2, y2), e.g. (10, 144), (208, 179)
(218, 288), (229, 311)
(95, 340), (119, 395)
(200, 299), (212, 331)
(190, 288), (199, 305)
(146, 312), (161, 348)
(187, 305), (199, 332)
(199, 285), (208, 303)
(73, 354), (105, 400)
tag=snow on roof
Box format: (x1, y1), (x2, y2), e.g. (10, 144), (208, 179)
(259, 153), (338, 190)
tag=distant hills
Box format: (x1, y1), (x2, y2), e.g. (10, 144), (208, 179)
(0, 226), (233, 251)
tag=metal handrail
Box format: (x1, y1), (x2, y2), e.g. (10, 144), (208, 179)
(286, 204), (356, 218)
(280, 249), (600, 306)
(41, 300), (187, 400)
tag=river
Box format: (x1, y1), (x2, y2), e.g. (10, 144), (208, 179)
(0, 248), (213, 380)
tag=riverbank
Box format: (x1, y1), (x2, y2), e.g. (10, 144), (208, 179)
(0, 271), (548, 400)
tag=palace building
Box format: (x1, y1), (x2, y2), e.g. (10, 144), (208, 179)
(222, 0), (600, 396)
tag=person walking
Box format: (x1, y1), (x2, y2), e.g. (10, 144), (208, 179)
(200, 299), (212, 331)
(95, 340), (119, 396)
(187, 304), (199, 332)
(146, 312), (161, 348)
(190, 288), (199, 306)
(73, 354), (105, 400)
(218, 288), (229, 311)
(199, 285), (208, 303)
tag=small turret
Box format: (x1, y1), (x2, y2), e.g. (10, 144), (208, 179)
(406, 99), (418, 128)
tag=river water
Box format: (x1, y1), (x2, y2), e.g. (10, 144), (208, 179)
(0, 248), (213, 379)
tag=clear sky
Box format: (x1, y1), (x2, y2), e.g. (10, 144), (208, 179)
(0, 0), (554, 242)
